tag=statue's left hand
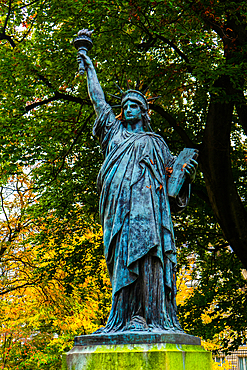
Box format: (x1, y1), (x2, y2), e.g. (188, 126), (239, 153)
(184, 159), (198, 183)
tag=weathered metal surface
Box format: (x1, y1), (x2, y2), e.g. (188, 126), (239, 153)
(74, 332), (201, 346)
(168, 148), (199, 198)
(76, 43), (198, 335)
(74, 29), (93, 75)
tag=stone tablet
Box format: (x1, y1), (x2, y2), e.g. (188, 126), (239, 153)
(168, 148), (199, 198)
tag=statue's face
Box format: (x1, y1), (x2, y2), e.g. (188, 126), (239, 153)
(123, 100), (142, 124)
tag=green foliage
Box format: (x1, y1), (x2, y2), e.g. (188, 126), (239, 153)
(0, 0), (247, 367)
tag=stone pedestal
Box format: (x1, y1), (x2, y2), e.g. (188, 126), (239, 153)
(63, 332), (212, 370)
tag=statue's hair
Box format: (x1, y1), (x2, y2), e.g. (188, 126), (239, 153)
(140, 105), (152, 132)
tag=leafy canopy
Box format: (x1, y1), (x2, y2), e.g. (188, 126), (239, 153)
(0, 0), (247, 356)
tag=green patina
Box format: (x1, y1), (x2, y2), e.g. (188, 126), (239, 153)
(63, 343), (212, 370)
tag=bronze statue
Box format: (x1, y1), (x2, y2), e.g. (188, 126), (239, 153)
(76, 32), (198, 334)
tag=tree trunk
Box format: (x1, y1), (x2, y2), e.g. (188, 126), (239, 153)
(201, 79), (247, 269)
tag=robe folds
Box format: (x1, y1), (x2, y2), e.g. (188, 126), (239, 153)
(93, 103), (190, 333)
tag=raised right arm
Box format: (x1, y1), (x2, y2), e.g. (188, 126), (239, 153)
(78, 53), (106, 117)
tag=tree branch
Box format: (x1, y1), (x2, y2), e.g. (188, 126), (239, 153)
(13, 0), (40, 10)
(0, 187), (12, 241)
(25, 93), (90, 112)
(35, 72), (54, 89)
(149, 103), (196, 147)
(185, 0), (242, 50)
(0, 0), (16, 48)
(155, 34), (191, 68)
(133, 8), (191, 70)
(185, 0), (225, 39)
(0, 280), (39, 295)
(17, 14), (37, 44)
(3, 256), (36, 268)
(24, 67), (92, 112)
(0, 33), (16, 48)
(3, 0), (12, 33)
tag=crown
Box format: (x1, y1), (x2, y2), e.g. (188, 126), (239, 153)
(107, 79), (160, 110)
(122, 90), (149, 110)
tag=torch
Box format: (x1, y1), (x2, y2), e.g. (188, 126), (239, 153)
(74, 29), (93, 75)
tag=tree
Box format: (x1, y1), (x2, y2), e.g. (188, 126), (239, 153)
(0, 172), (111, 369)
(0, 0), (247, 352)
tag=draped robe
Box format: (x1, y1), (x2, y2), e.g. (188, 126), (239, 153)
(93, 103), (190, 332)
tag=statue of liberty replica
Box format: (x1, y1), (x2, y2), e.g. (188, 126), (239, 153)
(74, 30), (198, 335)
(64, 29), (212, 370)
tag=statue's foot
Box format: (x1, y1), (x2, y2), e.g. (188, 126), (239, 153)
(123, 315), (149, 332)
(92, 327), (105, 334)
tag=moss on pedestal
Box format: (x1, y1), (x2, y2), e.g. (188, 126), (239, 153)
(64, 343), (212, 370)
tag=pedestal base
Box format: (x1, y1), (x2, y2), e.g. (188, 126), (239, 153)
(63, 342), (212, 370)
(74, 331), (201, 346)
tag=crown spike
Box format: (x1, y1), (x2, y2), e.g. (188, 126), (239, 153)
(106, 92), (122, 100)
(125, 75), (130, 90)
(147, 96), (161, 102)
(142, 81), (153, 95)
(135, 76), (140, 90)
(114, 82), (124, 94)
